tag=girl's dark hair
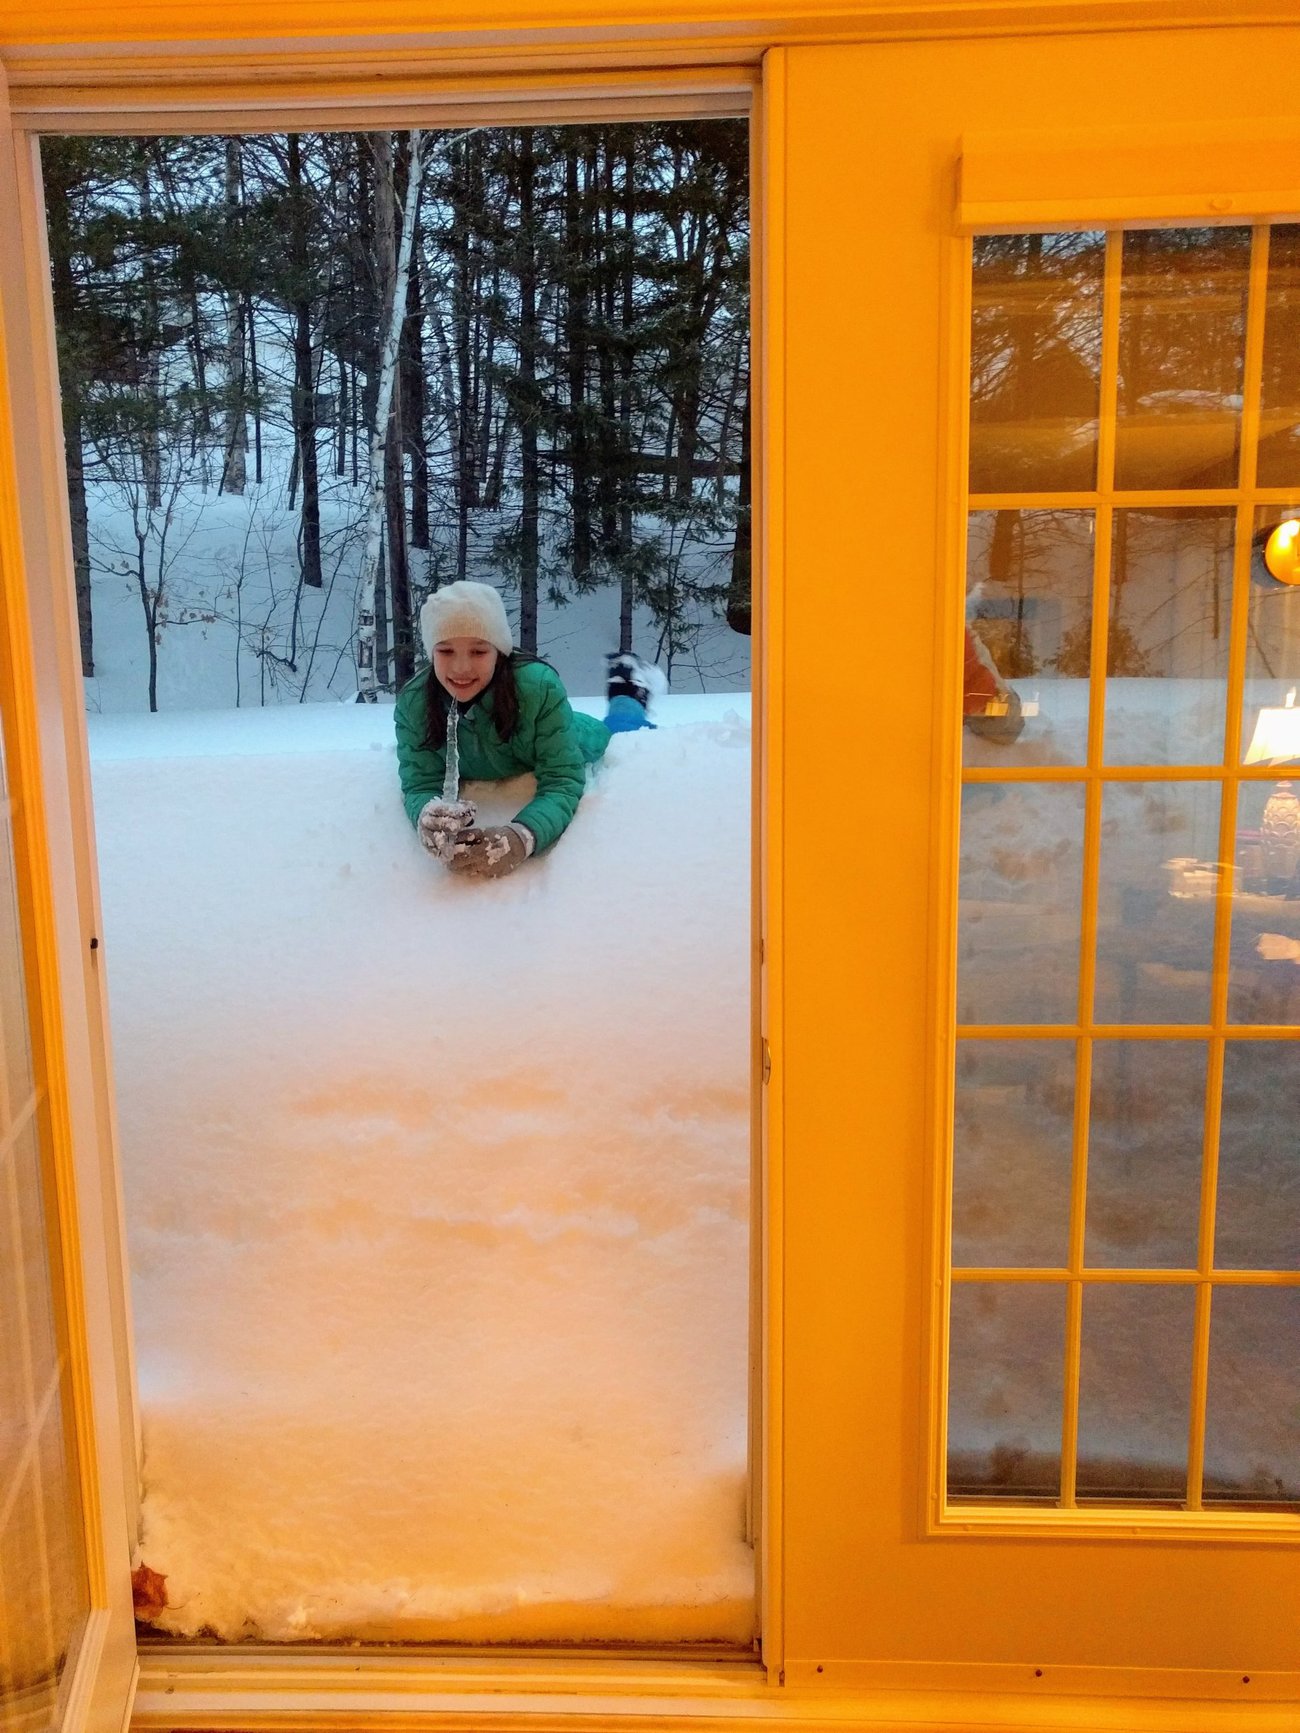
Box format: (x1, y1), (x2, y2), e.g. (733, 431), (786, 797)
(421, 650), (547, 751)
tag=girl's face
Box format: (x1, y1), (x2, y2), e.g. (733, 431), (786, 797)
(433, 637), (498, 703)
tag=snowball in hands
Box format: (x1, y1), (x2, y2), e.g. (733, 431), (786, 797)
(447, 823), (533, 879)
(417, 798), (477, 860)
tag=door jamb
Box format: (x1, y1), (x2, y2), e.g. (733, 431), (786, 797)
(3, 49), (779, 1704)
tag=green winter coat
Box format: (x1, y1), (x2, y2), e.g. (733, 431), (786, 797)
(394, 661), (611, 852)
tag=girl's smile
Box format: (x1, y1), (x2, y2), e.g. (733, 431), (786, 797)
(433, 637), (499, 703)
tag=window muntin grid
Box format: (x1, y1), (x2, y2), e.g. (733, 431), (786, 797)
(950, 224), (1300, 1518)
(0, 711), (89, 1723)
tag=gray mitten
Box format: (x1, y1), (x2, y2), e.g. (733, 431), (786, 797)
(447, 822), (535, 879)
(417, 798), (478, 860)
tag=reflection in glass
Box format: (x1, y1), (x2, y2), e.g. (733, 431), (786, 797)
(1085, 1041), (1205, 1269)
(1077, 1284), (1193, 1502)
(965, 510), (1093, 767)
(948, 1282), (1065, 1499)
(0, 718), (88, 1722)
(3, 1120), (85, 1713)
(0, 805), (33, 1116)
(1204, 1287), (1300, 1504)
(1095, 782), (1219, 1025)
(0, 1406), (85, 1717)
(0, 1166), (30, 1497)
(1115, 227), (1250, 491)
(969, 232), (1105, 494)
(1243, 506), (1300, 755)
(1258, 225), (1300, 488)
(1215, 1043), (1300, 1270)
(1103, 509), (1234, 766)
(952, 1040), (1074, 1268)
(1229, 779), (1300, 1025)
(957, 783), (1085, 1024)
(38, 1403), (85, 1665)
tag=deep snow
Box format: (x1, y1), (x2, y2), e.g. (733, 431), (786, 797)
(90, 694), (754, 1643)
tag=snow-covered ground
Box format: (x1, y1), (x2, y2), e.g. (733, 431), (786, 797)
(81, 465), (751, 716)
(90, 694), (754, 1643)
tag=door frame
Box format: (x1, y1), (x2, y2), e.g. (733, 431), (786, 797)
(4, 7), (1300, 1733)
(0, 60), (139, 1733)
(2, 43), (783, 1723)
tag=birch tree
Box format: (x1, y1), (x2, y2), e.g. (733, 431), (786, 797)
(355, 128), (424, 701)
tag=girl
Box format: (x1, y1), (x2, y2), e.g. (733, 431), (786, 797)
(395, 581), (650, 879)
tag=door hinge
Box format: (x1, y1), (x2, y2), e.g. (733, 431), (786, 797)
(761, 1038), (772, 1084)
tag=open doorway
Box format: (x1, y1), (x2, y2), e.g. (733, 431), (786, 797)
(40, 118), (755, 1646)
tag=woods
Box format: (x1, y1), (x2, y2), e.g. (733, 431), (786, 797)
(42, 122), (751, 709)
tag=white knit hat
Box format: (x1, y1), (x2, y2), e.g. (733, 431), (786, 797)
(419, 581), (513, 658)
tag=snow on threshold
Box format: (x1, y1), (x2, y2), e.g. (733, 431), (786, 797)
(89, 695), (754, 1644)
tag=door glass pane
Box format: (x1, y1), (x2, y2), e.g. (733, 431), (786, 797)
(1242, 506), (1300, 757)
(1084, 1040), (1205, 1270)
(965, 509), (1093, 767)
(969, 231), (1105, 494)
(0, 726), (89, 1727)
(957, 783), (1084, 1025)
(1115, 227), (1250, 492)
(1103, 508), (1235, 767)
(1214, 1043), (1300, 1270)
(1258, 224), (1300, 488)
(1204, 1287), (1300, 1505)
(952, 1039), (1074, 1269)
(1076, 1283), (1194, 1503)
(1095, 781), (1219, 1025)
(947, 1282), (1065, 1500)
(1230, 779), (1300, 1024)
(953, 221), (1300, 1518)
(0, 791), (32, 1116)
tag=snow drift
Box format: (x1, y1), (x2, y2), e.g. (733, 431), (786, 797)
(90, 694), (754, 1644)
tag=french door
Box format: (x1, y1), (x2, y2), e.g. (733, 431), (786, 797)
(768, 23), (1300, 1690)
(0, 60), (138, 1733)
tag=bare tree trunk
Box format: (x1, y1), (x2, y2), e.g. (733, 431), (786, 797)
(351, 356), (361, 484)
(452, 137), (474, 583)
(219, 145), (249, 494)
(517, 129), (540, 655)
(673, 327), (703, 503)
(44, 156), (94, 674)
(564, 143), (591, 585)
(136, 158), (162, 511)
(477, 263), (498, 505)
(65, 426), (94, 674)
(287, 133), (323, 587)
(246, 295), (263, 484)
(336, 359), (349, 477)
(485, 408), (511, 511)
(597, 139), (619, 553)
(403, 227), (430, 551)
(386, 378), (414, 686)
(356, 129), (424, 701)
(716, 339), (744, 502)
(133, 524), (160, 713)
(726, 368), (752, 635)
(292, 297), (321, 584)
(618, 139), (637, 654)
(220, 296), (248, 494)
(187, 280), (210, 439)
(375, 539), (389, 691)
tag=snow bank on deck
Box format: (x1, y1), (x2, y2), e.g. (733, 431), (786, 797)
(89, 695), (754, 1644)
